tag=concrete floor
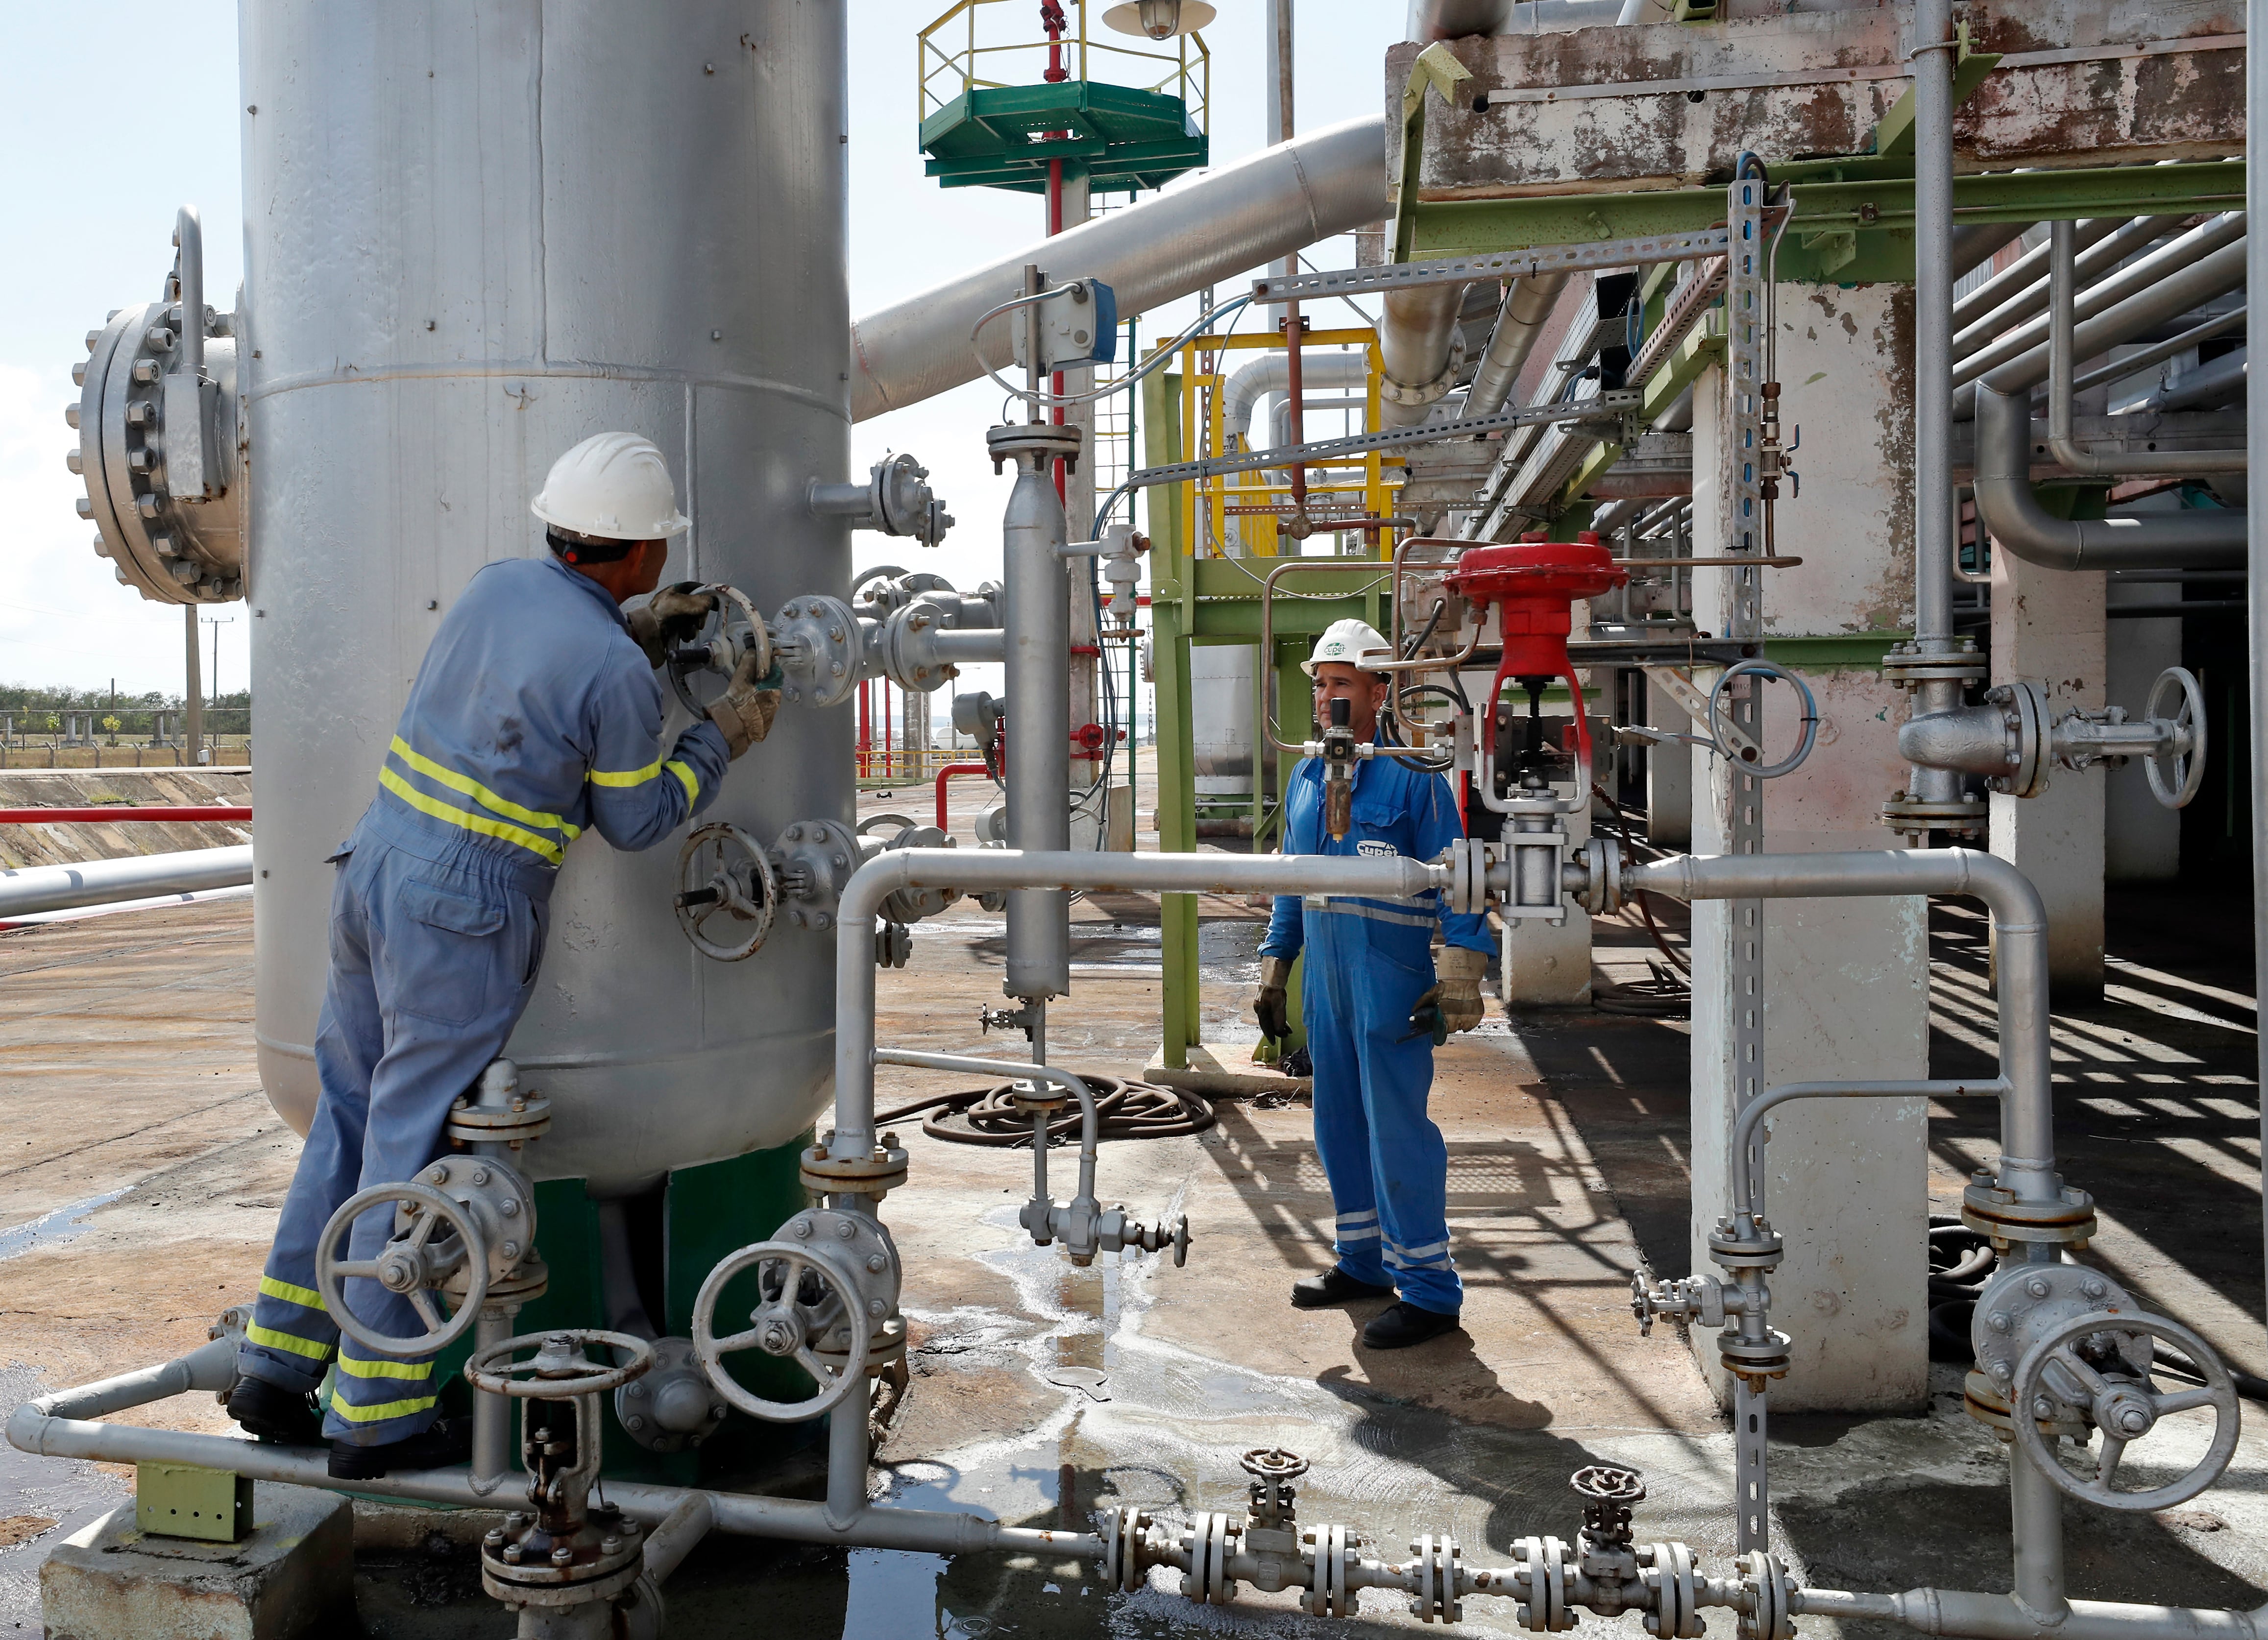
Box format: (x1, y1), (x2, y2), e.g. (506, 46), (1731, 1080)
(1, 774), (2264, 1636)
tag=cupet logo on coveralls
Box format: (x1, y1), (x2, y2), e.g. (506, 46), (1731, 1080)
(1356, 840), (1395, 858)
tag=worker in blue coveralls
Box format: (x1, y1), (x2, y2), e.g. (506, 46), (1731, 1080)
(227, 432), (781, 1479)
(1256, 619), (1493, 1351)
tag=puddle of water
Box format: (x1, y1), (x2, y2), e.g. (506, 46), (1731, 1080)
(0, 1189), (128, 1263)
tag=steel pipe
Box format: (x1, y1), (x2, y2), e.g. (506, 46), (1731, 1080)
(850, 118), (1388, 419)
(1789, 1588), (2268, 1640)
(1628, 849), (2057, 1201)
(640, 1493), (715, 1587)
(0, 844), (253, 918)
(0, 806), (250, 823)
(1728, 1079), (2009, 1222)
(1222, 350), (1368, 443)
(2145, 345), (2246, 412)
(875, 1049), (1102, 1220)
(1379, 283), (1471, 428)
(1463, 273), (1570, 418)
(1950, 217), (2166, 359)
(2047, 220), (2241, 476)
(1000, 438), (1073, 1005)
(1909, 0), (1963, 812)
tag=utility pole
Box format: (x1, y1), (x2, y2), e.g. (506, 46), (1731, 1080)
(183, 605), (203, 765)
(200, 613), (234, 764)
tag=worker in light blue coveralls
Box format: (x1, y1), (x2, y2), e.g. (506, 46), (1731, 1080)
(1256, 619), (1493, 1351)
(227, 432), (781, 1479)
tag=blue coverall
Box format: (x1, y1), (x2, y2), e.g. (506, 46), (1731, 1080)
(1262, 747), (1491, 1317)
(239, 554), (729, 1445)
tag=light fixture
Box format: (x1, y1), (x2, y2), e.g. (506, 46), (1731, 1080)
(1100, 0), (1216, 41)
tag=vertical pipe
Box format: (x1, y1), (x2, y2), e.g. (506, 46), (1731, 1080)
(825, 1362), (869, 1530)
(1906, 0), (1963, 812)
(470, 1305), (513, 1495)
(2250, 0), (2268, 1356)
(2009, 1442), (2069, 1618)
(1003, 448), (1073, 1004)
(173, 206), (205, 382)
(183, 606), (202, 764)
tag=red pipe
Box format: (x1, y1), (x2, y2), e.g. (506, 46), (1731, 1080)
(933, 763), (993, 829)
(0, 807), (251, 823)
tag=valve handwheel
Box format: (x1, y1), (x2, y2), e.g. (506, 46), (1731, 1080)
(2143, 666), (2207, 810)
(313, 1181), (488, 1357)
(674, 822), (779, 961)
(692, 1239), (873, 1422)
(2009, 1309), (2240, 1512)
(664, 583), (773, 719)
(465, 1328), (656, 1399)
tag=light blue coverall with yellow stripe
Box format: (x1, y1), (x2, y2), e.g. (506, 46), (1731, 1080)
(1262, 745), (1491, 1317)
(239, 554), (728, 1444)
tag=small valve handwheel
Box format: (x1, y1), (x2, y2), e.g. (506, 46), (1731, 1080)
(664, 583), (773, 719)
(1706, 660), (1819, 781)
(675, 822), (779, 961)
(2010, 1309), (2240, 1512)
(465, 1328), (656, 1399)
(2143, 666), (2207, 811)
(692, 1239), (873, 1422)
(313, 1181), (488, 1357)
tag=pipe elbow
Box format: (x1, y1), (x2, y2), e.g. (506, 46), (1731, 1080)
(1946, 847), (2049, 938)
(1972, 383), (2086, 572)
(6, 1402), (54, 1457)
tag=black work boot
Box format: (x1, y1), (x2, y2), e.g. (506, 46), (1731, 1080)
(1360, 1302), (1463, 1351)
(225, 1375), (323, 1446)
(1290, 1267), (1397, 1309)
(328, 1419), (472, 1481)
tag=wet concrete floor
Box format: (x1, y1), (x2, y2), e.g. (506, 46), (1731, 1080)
(0, 776), (2264, 1635)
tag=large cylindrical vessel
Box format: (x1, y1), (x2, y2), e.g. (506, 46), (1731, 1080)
(243, 1), (850, 1193)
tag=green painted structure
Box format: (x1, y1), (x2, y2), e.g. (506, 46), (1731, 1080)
(920, 79), (1205, 194)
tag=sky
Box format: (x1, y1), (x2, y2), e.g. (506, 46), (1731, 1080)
(0, 1), (1406, 705)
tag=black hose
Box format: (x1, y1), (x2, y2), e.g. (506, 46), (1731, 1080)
(875, 1074), (1214, 1147)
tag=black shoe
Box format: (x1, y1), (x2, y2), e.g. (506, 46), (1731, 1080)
(226, 1375), (323, 1446)
(1291, 1267), (1397, 1309)
(1361, 1302), (1463, 1351)
(328, 1419), (471, 1481)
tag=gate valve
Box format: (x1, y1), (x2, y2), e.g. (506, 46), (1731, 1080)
(1444, 531), (1628, 806)
(1320, 697), (1358, 839)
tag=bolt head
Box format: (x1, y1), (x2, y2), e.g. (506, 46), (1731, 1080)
(501, 1240), (521, 1259)
(835, 1219), (857, 1239)
(867, 1297), (887, 1318)
(1988, 1311), (2013, 1333)
(602, 1536), (622, 1555)
(2025, 1277), (2051, 1300)
(2118, 1408), (2150, 1435)
(626, 1413), (646, 1431)
(503, 1544), (524, 1563)
(2081, 1278), (2107, 1300)
(710, 1404), (728, 1421)
(792, 1217), (812, 1238)
(2032, 1397), (2055, 1420)
(485, 1528), (505, 1547)
(865, 1253), (887, 1273)
(469, 1166), (490, 1185)
(552, 1546), (575, 1566)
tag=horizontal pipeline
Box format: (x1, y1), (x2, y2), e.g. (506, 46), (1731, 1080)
(0, 844), (255, 918)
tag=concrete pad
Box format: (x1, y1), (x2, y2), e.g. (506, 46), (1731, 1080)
(40, 1482), (352, 1640)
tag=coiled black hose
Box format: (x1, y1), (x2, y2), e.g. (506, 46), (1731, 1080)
(875, 1074), (1215, 1147)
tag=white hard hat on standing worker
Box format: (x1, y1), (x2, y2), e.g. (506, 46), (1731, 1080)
(1302, 618), (1391, 677)
(530, 431), (691, 541)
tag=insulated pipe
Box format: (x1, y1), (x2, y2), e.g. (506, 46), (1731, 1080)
(1272, 395), (1365, 449)
(849, 118), (1389, 419)
(1378, 283), (1470, 428)
(833, 849), (1450, 1161)
(2047, 220), (2242, 476)
(1001, 449), (1072, 1005)
(1973, 381), (2245, 568)
(1626, 849), (2057, 1202)
(4, 1404), (1100, 1559)
(0, 844), (253, 917)
(1954, 215), (2247, 391)
(1222, 351), (1368, 443)
(1463, 273), (1570, 418)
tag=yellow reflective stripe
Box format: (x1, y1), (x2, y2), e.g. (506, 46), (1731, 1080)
(336, 1354), (434, 1381)
(666, 760), (699, 805)
(247, 1322), (333, 1361)
(588, 756), (665, 788)
(388, 736), (579, 839)
(259, 1275), (325, 1312)
(378, 768), (565, 866)
(329, 1389), (439, 1423)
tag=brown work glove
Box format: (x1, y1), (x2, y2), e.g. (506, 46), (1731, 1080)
(1253, 954), (1293, 1042)
(626, 582), (717, 668)
(1430, 944), (1489, 1033)
(707, 648), (781, 760)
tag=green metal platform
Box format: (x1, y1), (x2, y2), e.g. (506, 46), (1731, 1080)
(919, 80), (1205, 194)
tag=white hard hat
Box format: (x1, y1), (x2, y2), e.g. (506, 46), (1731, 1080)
(1303, 618), (1392, 677)
(530, 432), (691, 541)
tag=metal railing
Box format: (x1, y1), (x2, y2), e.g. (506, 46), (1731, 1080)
(917, 0), (1209, 132)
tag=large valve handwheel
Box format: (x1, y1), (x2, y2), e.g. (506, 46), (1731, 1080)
(664, 583), (772, 719)
(314, 1181), (488, 1357)
(2143, 666), (2207, 810)
(2010, 1309), (2240, 1512)
(675, 822), (779, 961)
(465, 1328), (656, 1399)
(691, 1240), (871, 1422)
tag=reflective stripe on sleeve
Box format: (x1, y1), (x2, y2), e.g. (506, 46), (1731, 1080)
(337, 1354), (435, 1382)
(247, 1322), (333, 1360)
(588, 756), (665, 788)
(330, 1389), (439, 1423)
(666, 760), (700, 804)
(258, 1274), (326, 1312)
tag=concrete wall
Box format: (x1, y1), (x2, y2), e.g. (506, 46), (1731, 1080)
(2105, 590), (2184, 883)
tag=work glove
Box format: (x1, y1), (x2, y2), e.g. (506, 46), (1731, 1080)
(626, 582), (718, 669)
(1253, 954), (1293, 1043)
(707, 648), (782, 760)
(1413, 944), (1489, 1037)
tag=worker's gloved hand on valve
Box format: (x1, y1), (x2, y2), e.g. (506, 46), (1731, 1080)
(707, 650), (783, 759)
(1421, 945), (1490, 1035)
(1253, 954), (1293, 1043)
(627, 582), (717, 669)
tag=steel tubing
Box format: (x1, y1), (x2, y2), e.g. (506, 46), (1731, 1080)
(849, 118), (1388, 419)
(1789, 1589), (2268, 1640)
(1949, 217), (2164, 358)
(1463, 273), (1570, 418)
(1909, 0), (1962, 809)
(1001, 443), (1072, 1004)
(639, 1493), (715, 1587)
(0, 843), (253, 917)
(1727, 1080), (2009, 1222)
(876, 1048), (1102, 1218)
(1627, 849), (2057, 1201)
(834, 848), (1447, 1159)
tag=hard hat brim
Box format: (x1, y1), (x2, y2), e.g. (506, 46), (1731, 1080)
(529, 496), (691, 541)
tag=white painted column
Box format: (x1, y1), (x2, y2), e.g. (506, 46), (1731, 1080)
(1989, 551), (2106, 994)
(1684, 284), (1930, 1412)
(1644, 672), (1694, 848)
(2104, 579), (2182, 882)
